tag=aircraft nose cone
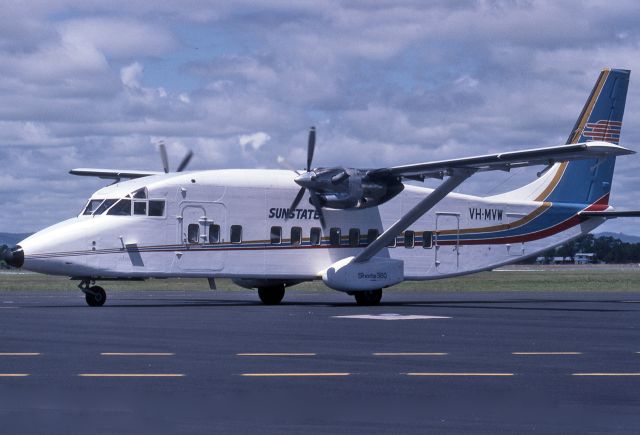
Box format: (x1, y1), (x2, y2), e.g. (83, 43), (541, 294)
(1, 245), (24, 268)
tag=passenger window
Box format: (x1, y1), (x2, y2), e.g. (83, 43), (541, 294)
(148, 200), (165, 217)
(310, 227), (321, 246)
(230, 225), (242, 244)
(107, 199), (131, 216)
(209, 224), (220, 243)
(187, 224), (199, 243)
(422, 231), (433, 249)
(349, 228), (360, 247)
(404, 230), (415, 248)
(291, 227), (302, 246)
(367, 229), (379, 245)
(330, 228), (341, 246)
(270, 226), (282, 244)
(133, 201), (147, 215)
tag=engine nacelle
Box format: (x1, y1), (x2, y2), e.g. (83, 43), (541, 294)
(322, 256), (404, 292)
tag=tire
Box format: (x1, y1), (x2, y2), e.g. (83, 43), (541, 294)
(258, 286), (285, 305)
(354, 289), (382, 306)
(85, 285), (107, 307)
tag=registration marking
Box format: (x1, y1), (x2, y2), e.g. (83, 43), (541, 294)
(0, 353), (41, 356)
(78, 373), (185, 378)
(406, 372), (513, 377)
(237, 353), (316, 357)
(100, 352), (175, 356)
(241, 373), (350, 377)
(374, 352), (448, 356)
(513, 352), (582, 355)
(333, 314), (450, 321)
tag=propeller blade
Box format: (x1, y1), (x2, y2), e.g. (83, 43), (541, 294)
(159, 142), (169, 173)
(176, 150), (194, 172)
(306, 126), (316, 172)
(286, 187), (306, 220)
(308, 191), (326, 228)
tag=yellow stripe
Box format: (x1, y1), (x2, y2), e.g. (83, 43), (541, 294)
(100, 352), (174, 356)
(406, 372), (513, 377)
(0, 353), (40, 356)
(78, 373), (185, 377)
(373, 352), (448, 356)
(513, 352), (581, 355)
(237, 353), (316, 356)
(572, 373), (640, 377)
(241, 373), (350, 377)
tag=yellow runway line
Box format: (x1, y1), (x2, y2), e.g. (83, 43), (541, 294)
(406, 372), (514, 377)
(373, 352), (448, 356)
(512, 352), (582, 355)
(241, 373), (350, 377)
(572, 373), (640, 377)
(100, 352), (175, 356)
(78, 373), (185, 378)
(236, 353), (316, 356)
(0, 353), (41, 356)
(0, 374), (30, 377)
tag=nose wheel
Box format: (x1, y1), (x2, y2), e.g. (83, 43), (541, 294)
(354, 289), (382, 306)
(79, 280), (107, 307)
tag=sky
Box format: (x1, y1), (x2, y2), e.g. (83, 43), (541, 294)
(1, 0), (640, 235)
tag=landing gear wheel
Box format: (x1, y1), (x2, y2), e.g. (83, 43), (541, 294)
(354, 289), (382, 306)
(85, 285), (107, 307)
(258, 286), (285, 305)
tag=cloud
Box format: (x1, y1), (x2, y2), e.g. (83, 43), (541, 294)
(239, 132), (271, 151)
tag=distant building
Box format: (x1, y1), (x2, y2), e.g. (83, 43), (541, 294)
(535, 253), (596, 265)
(574, 253), (595, 265)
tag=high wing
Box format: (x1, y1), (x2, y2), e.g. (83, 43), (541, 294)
(354, 141), (634, 263)
(69, 168), (162, 180)
(368, 141), (634, 180)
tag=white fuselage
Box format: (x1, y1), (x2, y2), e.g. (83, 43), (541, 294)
(18, 168), (602, 290)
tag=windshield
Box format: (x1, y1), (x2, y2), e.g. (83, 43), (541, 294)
(82, 199), (104, 215)
(93, 199), (117, 215)
(107, 199), (131, 216)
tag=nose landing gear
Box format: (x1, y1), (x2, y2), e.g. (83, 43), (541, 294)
(78, 280), (107, 307)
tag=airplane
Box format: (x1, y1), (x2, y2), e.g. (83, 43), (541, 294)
(2, 68), (640, 307)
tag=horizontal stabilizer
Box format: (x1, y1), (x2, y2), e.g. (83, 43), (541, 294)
(69, 168), (162, 180)
(579, 210), (640, 219)
(369, 141), (634, 180)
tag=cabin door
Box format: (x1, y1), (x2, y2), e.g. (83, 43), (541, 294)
(435, 213), (460, 274)
(178, 202), (227, 272)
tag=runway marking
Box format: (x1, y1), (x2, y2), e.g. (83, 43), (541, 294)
(237, 353), (316, 357)
(572, 373), (640, 377)
(374, 352), (448, 356)
(333, 314), (450, 321)
(78, 373), (185, 378)
(100, 352), (175, 356)
(0, 374), (30, 377)
(241, 373), (350, 377)
(513, 352), (582, 355)
(406, 372), (514, 377)
(0, 353), (41, 356)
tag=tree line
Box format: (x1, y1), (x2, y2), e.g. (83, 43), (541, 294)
(534, 234), (640, 264)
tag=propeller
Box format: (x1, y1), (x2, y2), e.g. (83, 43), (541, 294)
(158, 141), (193, 173)
(286, 127), (325, 228)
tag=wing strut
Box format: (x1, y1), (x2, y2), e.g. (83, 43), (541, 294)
(353, 168), (476, 263)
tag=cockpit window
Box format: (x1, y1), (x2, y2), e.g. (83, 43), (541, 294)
(82, 199), (103, 215)
(133, 188), (147, 199)
(107, 199), (132, 216)
(93, 199), (117, 215)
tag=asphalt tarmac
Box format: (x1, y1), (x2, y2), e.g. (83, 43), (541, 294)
(0, 287), (638, 434)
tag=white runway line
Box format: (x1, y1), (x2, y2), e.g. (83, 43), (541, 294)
(0, 353), (40, 356)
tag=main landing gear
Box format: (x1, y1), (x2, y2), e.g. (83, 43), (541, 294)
(258, 285), (285, 305)
(79, 280), (107, 307)
(353, 289), (383, 306)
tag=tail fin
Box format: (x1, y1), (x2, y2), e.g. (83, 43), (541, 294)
(543, 68), (630, 205)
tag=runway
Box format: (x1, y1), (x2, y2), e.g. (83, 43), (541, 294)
(0, 287), (639, 434)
